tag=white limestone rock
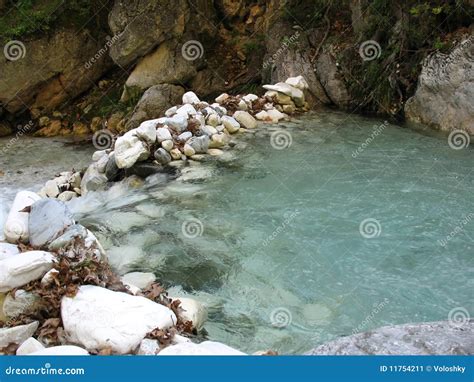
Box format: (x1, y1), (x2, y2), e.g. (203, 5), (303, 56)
(158, 341), (245, 355)
(114, 133), (149, 169)
(0, 251), (55, 292)
(0, 321), (39, 347)
(61, 285), (177, 354)
(121, 272), (156, 290)
(172, 297), (207, 330)
(4, 191), (41, 244)
(182, 91), (200, 104)
(28, 345), (89, 356)
(233, 111), (257, 129)
(221, 116), (240, 134)
(16, 337), (45, 355)
(285, 75), (309, 90)
(0, 243), (20, 261)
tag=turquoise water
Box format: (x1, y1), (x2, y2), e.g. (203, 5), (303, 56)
(2, 112), (473, 354)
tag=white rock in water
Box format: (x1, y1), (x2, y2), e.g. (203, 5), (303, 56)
(0, 251), (55, 292)
(176, 104), (197, 117)
(28, 345), (89, 356)
(158, 341), (245, 355)
(233, 111), (257, 129)
(0, 243), (20, 261)
(61, 285), (177, 354)
(207, 148), (223, 156)
(0, 321), (38, 347)
(4, 191), (41, 244)
(136, 121), (158, 144)
(182, 91), (200, 104)
(16, 337), (45, 355)
(44, 179), (60, 198)
(255, 110), (269, 121)
(242, 94), (258, 103)
(215, 93), (229, 104)
(285, 75), (309, 90)
(156, 127), (172, 142)
(170, 148), (182, 160)
(221, 116), (240, 133)
(209, 133), (228, 148)
(161, 139), (174, 152)
(114, 133), (149, 169)
(171, 297), (207, 330)
(263, 83), (305, 106)
(267, 109), (287, 122)
(108, 245), (144, 275)
(121, 272), (156, 289)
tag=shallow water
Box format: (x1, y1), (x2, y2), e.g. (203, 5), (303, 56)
(1, 112), (473, 354)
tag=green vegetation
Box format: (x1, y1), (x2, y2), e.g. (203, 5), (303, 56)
(0, 0), (109, 42)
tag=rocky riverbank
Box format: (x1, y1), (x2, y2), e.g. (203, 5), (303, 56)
(0, 76), (309, 355)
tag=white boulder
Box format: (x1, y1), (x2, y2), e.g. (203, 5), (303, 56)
(242, 94), (258, 103)
(255, 110), (269, 121)
(121, 272), (156, 290)
(0, 321), (38, 347)
(263, 83), (305, 106)
(136, 121), (158, 144)
(28, 345), (89, 356)
(61, 285), (177, 354)
(172, 297), (207, 330)
(4, 191), (41, 244)
(233, 111), (257, 129)
(285, 75), (309, 90)
(267, 109), (287, 122)
(176, 104), (197, 117)
(0, 243), (20, 261)
(182, 91), (200, 104)
(215, 93), (229, 104)
(166, 114), (188, 133)
(159, 341), (245, 355)
(0, 251), (55, 292)
(221, 116), (240, 134)
(16, 337), (45, 355)
(156, 127), (172, 142)
(114, 133), (149, 169)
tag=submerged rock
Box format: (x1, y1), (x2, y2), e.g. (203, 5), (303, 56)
(307, 321), (474, 355)
(29, 199), (75, 247)
(61, 285), (177, 354)
(0, 251), (55, 292)
(121, 272), (156, 289)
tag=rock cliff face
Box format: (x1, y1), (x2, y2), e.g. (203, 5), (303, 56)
(0, 0), (472, 136)
(405, 35), (474, 134)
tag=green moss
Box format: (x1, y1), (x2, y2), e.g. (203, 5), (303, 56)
(0, 0), (102, 42)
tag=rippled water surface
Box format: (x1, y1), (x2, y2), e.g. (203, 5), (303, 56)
(2, 112), (473, 354)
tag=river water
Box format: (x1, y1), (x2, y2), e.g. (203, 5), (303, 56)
(1, 111), (473, 354)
